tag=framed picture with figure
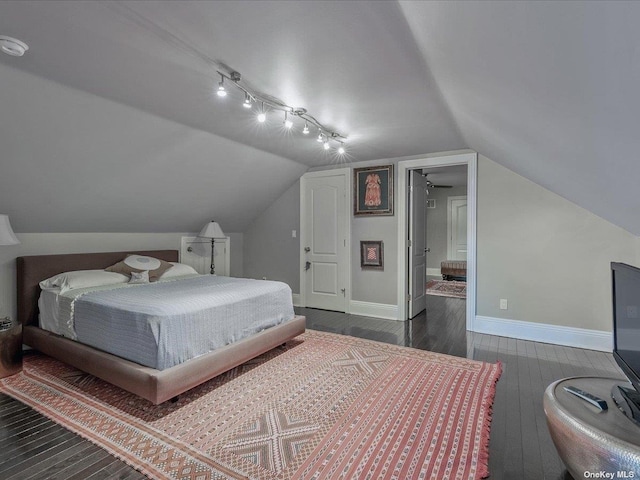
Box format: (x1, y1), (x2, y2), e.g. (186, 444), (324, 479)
(354, 165), (393, 216)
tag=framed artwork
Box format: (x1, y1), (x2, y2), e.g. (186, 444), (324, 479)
(354, 165), (394, 216)
(360, 240), (384, 269)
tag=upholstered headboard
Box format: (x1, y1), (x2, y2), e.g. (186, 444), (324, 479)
(16, 250), (179, 327)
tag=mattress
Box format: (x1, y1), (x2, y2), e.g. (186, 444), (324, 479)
(38, 275), (295, 370)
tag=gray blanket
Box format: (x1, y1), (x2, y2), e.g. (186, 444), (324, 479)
(73, 275), (295, 370)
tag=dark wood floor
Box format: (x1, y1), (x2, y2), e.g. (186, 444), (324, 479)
(0, 294), (624, 479)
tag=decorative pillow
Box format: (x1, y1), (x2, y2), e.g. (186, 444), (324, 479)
(129, 270), (150, 284)
(39, 270), (129, 293)
(159, 262), (200, 279)
(105, 255), (173, 282)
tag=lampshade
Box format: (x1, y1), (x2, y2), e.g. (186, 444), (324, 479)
(198, 221), (225, 239)
(0, 215), (19, 246)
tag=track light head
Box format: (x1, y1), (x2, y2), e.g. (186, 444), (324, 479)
(284, 112), (293, 129)
(216, 75), (227, 97)
(337, 146), (345, 155)
(303, 122), (310, 135)
(243, 93), (252, 109)
(257, 102), (267, 123)
(323, 141), (330, 151)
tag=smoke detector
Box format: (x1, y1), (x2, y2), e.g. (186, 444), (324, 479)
(0, 36), (29, 57)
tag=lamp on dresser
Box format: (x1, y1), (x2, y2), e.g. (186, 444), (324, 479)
(0, 214), (21, 379)
(197, 220), (226, 275)
(0, 215), (19, 246)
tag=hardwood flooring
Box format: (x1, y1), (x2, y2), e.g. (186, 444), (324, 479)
(0, 294), (624, 479)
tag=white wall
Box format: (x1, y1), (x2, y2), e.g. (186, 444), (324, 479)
(243, 180), (301, 290)
(248, 151), (640, 343)
(0, 232), (243, 321)
(351, 215), (397, 305)
(476, 155), (639, 332)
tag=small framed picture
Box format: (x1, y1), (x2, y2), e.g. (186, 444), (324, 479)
(360, 241), (384, 269)
(354, 165), (393, 216)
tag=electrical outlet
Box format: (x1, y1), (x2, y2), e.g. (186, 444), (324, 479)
(262, 276), (267, 280)
(500, 299), (508, 310)
(292, 230), (297, 238)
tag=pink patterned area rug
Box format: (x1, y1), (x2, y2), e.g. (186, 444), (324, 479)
(427, 279), (467, 299)
(0, 330), (500, 480)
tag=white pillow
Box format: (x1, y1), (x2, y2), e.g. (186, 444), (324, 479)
(159, 262), (199, 279)
(40, 270), (129, 293)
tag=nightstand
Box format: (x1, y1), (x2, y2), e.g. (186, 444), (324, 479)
(0, 319), (22, 378)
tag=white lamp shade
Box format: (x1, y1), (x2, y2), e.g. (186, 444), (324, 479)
(0, 215), (19, 245)
(198, 221), (225, 239)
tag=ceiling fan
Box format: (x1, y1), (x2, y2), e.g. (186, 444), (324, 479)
(421, 172), (452, 188)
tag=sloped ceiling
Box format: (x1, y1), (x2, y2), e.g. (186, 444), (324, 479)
(1, 1), (639, 235)
(399, 0), (640, 236)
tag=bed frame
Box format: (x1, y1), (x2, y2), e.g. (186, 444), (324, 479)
(17, 250), (306, 404)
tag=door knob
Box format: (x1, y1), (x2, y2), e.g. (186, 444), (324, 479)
(305, 261), (311, 271)
(425, 248), (430, 253)
(304, 247), (311, 253)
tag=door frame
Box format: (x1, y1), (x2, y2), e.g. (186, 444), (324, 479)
(447, 195), (468, 260)
(396, 151), (477, 331)
(299, 168), (352, 311)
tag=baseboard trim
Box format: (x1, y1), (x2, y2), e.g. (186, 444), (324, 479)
(474, 315), (612, 352)
(426, 268), (441, 277)
(350, 301), (399, 321)
(292, 293), (301, 307)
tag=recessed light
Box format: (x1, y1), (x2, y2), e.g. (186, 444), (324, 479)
(0, 36), (29, 57)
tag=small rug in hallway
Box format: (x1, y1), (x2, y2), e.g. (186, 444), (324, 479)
(0, 330), (500, 480)
(427, 279), (467, 299)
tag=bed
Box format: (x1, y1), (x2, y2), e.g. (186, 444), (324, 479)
(17, 250), (305, 404)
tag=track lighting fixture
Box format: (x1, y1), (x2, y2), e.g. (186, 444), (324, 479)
(215, 70), (347, 154)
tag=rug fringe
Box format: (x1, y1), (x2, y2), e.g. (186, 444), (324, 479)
(477, 360), (503, 479)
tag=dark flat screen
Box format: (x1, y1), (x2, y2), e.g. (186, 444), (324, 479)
(612, 262), (640, 392)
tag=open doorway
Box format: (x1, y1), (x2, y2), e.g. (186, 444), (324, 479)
(396, 151), (477, 331)
(407, 165), (468, 318)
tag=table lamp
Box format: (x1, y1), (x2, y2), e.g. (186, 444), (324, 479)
(0, 215), (19, 246)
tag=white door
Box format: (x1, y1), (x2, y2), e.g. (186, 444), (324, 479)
(302, 172), (348, 311)
(408, 170), (427, 318)
(448, 196), (467, 261)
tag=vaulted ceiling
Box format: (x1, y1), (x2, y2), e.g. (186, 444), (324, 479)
(1, 1), (638, 234)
